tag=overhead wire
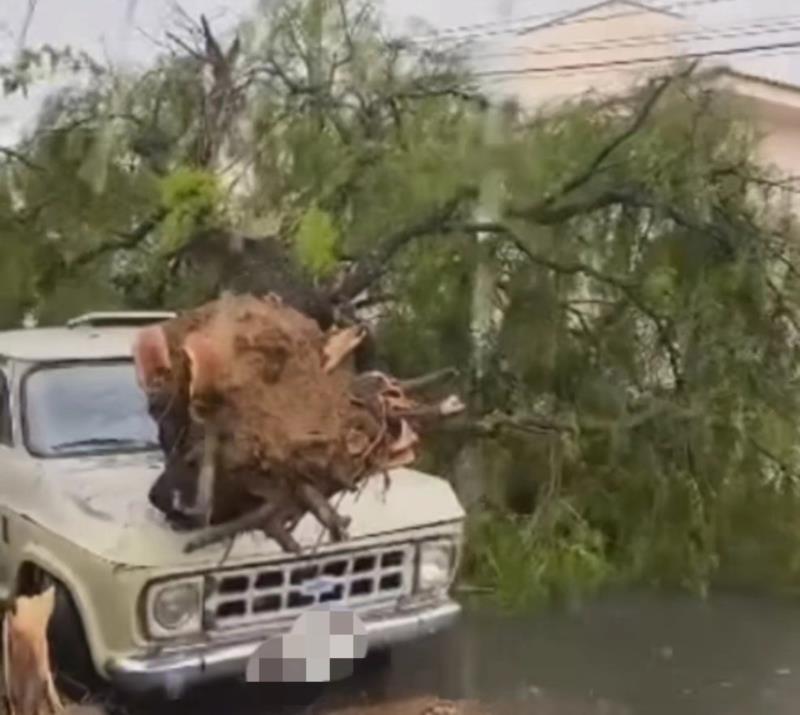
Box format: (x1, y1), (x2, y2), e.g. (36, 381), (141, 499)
(468, 11), (800, 62)
(505, 43), (800, 112)
(474, 37), (800, 79)
(408, 0), (737, 45)
(488, 44), (800, 90)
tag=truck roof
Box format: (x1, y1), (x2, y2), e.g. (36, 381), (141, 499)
(0, 325), (141, 362)
(0, 310), (175, 363)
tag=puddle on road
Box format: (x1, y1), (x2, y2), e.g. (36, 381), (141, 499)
(111, 591), (800, 715)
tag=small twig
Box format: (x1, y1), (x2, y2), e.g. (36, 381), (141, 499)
(398, 367), (459, 393)
(454, 584), (496, 596)
(0, 146), (43, 171)
(216, 534), (236, 568)
(435, 411), (576, 438)
(165, 31), (204, 60)
(393, 395), (466, 422)
(15, 0), (38, 56)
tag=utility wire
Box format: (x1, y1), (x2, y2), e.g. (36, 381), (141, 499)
(486, 45), (800, 88)
(469, 11), (800, 62)
(409, 0), (736, 45)
(475, 37), (800, 78)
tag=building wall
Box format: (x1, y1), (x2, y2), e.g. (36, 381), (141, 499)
(716, 78), (800, 181)
(753, 113), (800, 216)
(486, 1), (692, 110)
(480, 2), (800, 185)
(752, 113), (800, 183)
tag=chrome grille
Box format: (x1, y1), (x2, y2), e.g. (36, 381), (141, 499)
(205, 544), (415, 629)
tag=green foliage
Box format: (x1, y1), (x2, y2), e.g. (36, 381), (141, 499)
(159, 168), (224, 253)
(1, 45), (102, 97)
(293, 204), (339, 276)
(462, 502), (613, 611)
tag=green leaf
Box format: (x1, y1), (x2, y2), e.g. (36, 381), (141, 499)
(293, 204), (339, 277)
(158, 167), (223, 252)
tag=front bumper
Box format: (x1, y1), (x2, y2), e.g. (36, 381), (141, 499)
(106, 599), (461, 695)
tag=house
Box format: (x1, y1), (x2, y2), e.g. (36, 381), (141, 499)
(479, 0), (691, 110)
(702, 66), (800, 183)
(476, 0), (800, 183)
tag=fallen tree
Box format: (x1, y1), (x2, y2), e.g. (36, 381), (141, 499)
(132, 292), (464, 553)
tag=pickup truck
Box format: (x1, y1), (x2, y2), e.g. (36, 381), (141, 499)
(0, 312), (465, 696)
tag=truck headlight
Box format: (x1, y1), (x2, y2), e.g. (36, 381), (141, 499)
(147, 577), (203, 638)
(417, 540), (455, 593)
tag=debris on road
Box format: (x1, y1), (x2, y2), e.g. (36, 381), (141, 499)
(132, 292), (464, 553)
(2, 588), (63, 715)
(324, 696), (493, 715)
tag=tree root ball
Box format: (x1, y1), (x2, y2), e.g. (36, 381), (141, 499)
(132, 292), (459, 552)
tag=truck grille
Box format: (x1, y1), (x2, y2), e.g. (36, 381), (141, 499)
(205, 543), (415, 629)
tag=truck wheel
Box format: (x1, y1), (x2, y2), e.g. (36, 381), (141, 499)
(362, 646), (393, 671)
(45, 580), (102, 697)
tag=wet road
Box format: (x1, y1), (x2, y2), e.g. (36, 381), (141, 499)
(114, 592), (800, 715)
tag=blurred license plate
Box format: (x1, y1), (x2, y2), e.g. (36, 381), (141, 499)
(245, 608), (367, 683)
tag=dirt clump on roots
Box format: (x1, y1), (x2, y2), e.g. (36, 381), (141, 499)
(132, 292), (463, 553)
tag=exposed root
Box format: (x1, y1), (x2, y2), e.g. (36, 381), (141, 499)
(184, 502), (280, 553)
(298, 482), (351, 541)
(322, 324), (367, 373)
(136, 294), (465, 554)
(397, 367), (459, 393)
(192, 427), (219, 527)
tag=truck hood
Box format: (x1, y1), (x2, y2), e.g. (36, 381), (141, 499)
(27, 453), (464, 568)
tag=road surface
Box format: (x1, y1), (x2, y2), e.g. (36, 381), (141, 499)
(62, 592), (800, 715)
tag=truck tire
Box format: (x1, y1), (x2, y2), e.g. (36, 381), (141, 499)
(46, 580), (102, 697)
(362, 646), (393, 672)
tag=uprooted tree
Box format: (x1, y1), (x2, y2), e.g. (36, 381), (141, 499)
(4, 0), (800, 601)
(132, 292), (463, 551)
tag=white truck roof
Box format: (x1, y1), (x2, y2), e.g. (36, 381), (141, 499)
(0, 312), (174, 362)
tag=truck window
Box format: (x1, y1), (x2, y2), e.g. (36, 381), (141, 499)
(0, 370), (11, 446)
(22, 361), (158, 458)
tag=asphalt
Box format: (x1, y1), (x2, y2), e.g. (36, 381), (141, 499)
(15, 592), (800, 715)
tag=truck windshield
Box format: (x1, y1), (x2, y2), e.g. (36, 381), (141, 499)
(23, 361), (159, 457)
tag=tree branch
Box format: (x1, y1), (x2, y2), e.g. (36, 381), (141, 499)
(514, 63), (698, 221)
(442, 218), (685, 390)
(434, 410), (576, 438)
(556, 72), (677, 198)
(398, 367), (459, 393)
(508, 188), (636, 224)
(67, 208), (167, 271)
(0, 146), (43, 171)
(329, 187), (477, 301)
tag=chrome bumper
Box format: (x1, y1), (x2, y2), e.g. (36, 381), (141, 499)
(106, 599), (460, 694)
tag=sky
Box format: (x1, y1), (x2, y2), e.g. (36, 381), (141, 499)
(2, 0), (800, 142)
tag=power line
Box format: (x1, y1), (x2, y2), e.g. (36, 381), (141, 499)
(483, 44), (800, 87)
(469, 11), (800, 62)
(492, 43), (800, 113)
(409, 0), (736, 46)
(414, 0), (726, 43)
(474, 37), (800, 78)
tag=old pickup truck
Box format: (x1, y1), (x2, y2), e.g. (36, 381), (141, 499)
(0, 312), (465, 696)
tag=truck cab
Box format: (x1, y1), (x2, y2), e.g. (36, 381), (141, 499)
(0, 312), (464, 695)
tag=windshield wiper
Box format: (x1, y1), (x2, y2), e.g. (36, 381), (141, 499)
(51, 437), (156, 452)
